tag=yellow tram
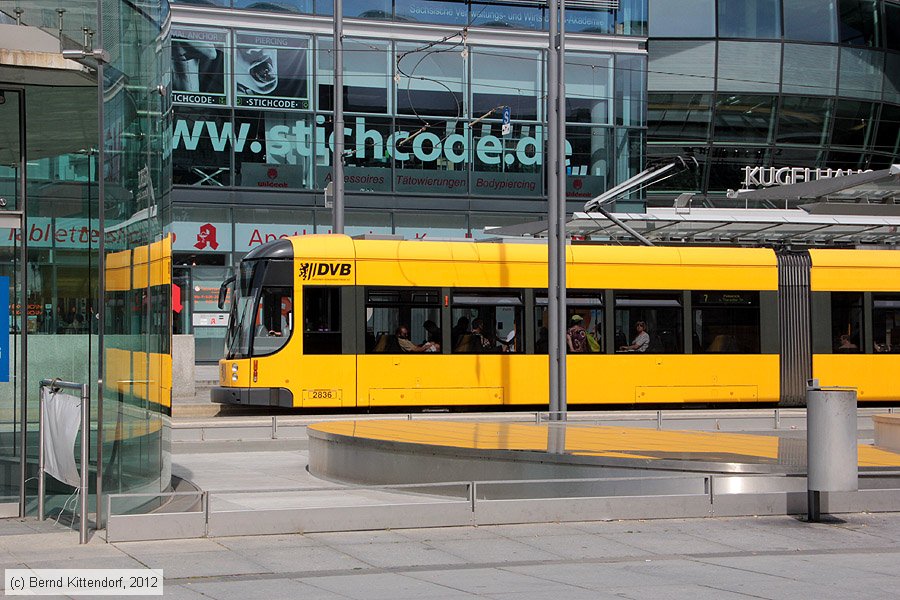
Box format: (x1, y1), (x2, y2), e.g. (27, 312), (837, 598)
(213, 235), (900, 409)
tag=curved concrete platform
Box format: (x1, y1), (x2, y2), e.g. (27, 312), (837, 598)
(308, 420), (900, 499)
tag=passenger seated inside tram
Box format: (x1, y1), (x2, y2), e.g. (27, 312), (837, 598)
(837, 334), (858, 352)
(471, 318), (497, 352)
(397, 325), (439, 353)
(620, 321), (650, 352)
(423, 320), (442, 352)
(451, 316), (470, 348)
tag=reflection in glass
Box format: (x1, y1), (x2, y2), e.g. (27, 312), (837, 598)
(885, 54), (900, 104)
(616, 129), (644, 199)
(706, 147), (769, 194)
(872, 104), (900, 155)
(395, 0), (468, 24)
(831, 100), (876, 148)
(648, 41), (716, 91)
(567, 8), (615, 33)
(776, 97), (832, 146)
(648, 93), (712, 142)
(644, 145), (708, 195)
(717, 41), (781, 93)
(838, 0), (880, 46)
(396, 42), (466, 118)
(616, 55), (646, 127)
(783, 0), (837, 42)
(318, 38), (391, 113)
(565, 126), (612, 199)
(887, 1), (900, 51)
(781, 44), (838, 96)
(566, 53), (613, 124)
(617, 0), (648, 36)
(472, 48), (541, 121)
(713, 95), (776, 143)
(315, 0), (391, 18)
(648, 0), (715, 37)
(234, 111), (313, 190)
(394, 212), (467, 239)
(470, 2), (542, 30)
(718, 0), (781, 39)
(838, 47), (884, 100)
(234, 0), (312, 13)
(172, 107), (232, 186)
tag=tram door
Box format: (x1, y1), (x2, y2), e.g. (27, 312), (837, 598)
(0, 87), (26, 518)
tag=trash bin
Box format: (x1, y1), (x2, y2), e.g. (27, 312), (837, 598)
(806, 381), (857, 521)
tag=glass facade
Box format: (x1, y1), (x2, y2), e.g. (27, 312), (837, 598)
(0, 1), (171, 517)
(170, 29), (644, 204)
(647, 0), (900, 202)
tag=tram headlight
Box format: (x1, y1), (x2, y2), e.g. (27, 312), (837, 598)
(231, 363), (238, 382)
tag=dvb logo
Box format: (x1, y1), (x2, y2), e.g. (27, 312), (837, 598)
(299, 262), (352, 281)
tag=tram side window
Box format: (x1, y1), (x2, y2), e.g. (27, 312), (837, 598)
(873, 294), (900, 354)
(303, 287), (340, 354)
(534, 293), (604, 354)
(691, 291), (760, 354)
(366, 287), (440, 353)
(251, 261), (294, 356)
(831, 292), (863, 353)
(452, 291), (523, 353)
(615, 293), (683, 353)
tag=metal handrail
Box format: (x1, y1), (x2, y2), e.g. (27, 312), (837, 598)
(38, 378), (90, 544)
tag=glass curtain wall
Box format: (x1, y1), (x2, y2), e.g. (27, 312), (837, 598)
(101, 0), (172, 507)
(171, 33), (647, 205)
(647, 0), (900, 201)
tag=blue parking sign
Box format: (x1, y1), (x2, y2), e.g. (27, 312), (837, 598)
(501, 106), (511, 135)
(0, 276), (7, 383)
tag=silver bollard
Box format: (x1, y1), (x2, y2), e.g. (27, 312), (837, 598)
(806, 380), (858, 522)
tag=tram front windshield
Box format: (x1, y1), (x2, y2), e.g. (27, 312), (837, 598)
(225, 260), (293, 359)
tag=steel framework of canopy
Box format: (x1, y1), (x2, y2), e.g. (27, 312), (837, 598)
(487, 165), (900, 247)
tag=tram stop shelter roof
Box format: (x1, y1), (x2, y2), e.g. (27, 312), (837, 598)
(486, 165), (900, 247)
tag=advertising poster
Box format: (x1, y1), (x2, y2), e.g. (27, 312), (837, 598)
(172, 27), (229, 106)
(234, 31), (310, 110)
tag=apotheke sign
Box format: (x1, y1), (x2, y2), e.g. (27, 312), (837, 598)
(742, 166), (870, 189)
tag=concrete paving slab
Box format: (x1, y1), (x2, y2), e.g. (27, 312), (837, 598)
(406, 566), (563, 595)
(324, 541), (469, 569)
(305, 571), (470, 600)
(497, 531), (666, 560)
(149, 584), (211, 600)
(116, 537), (231, 555)
(214, 534), (322, 551)
(121, 550), (277, 580)
(224, 544), (372, 574)
(188, 577), (349, 600)
(422, 536), (568, 564)
(706, 576), (897, 600)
